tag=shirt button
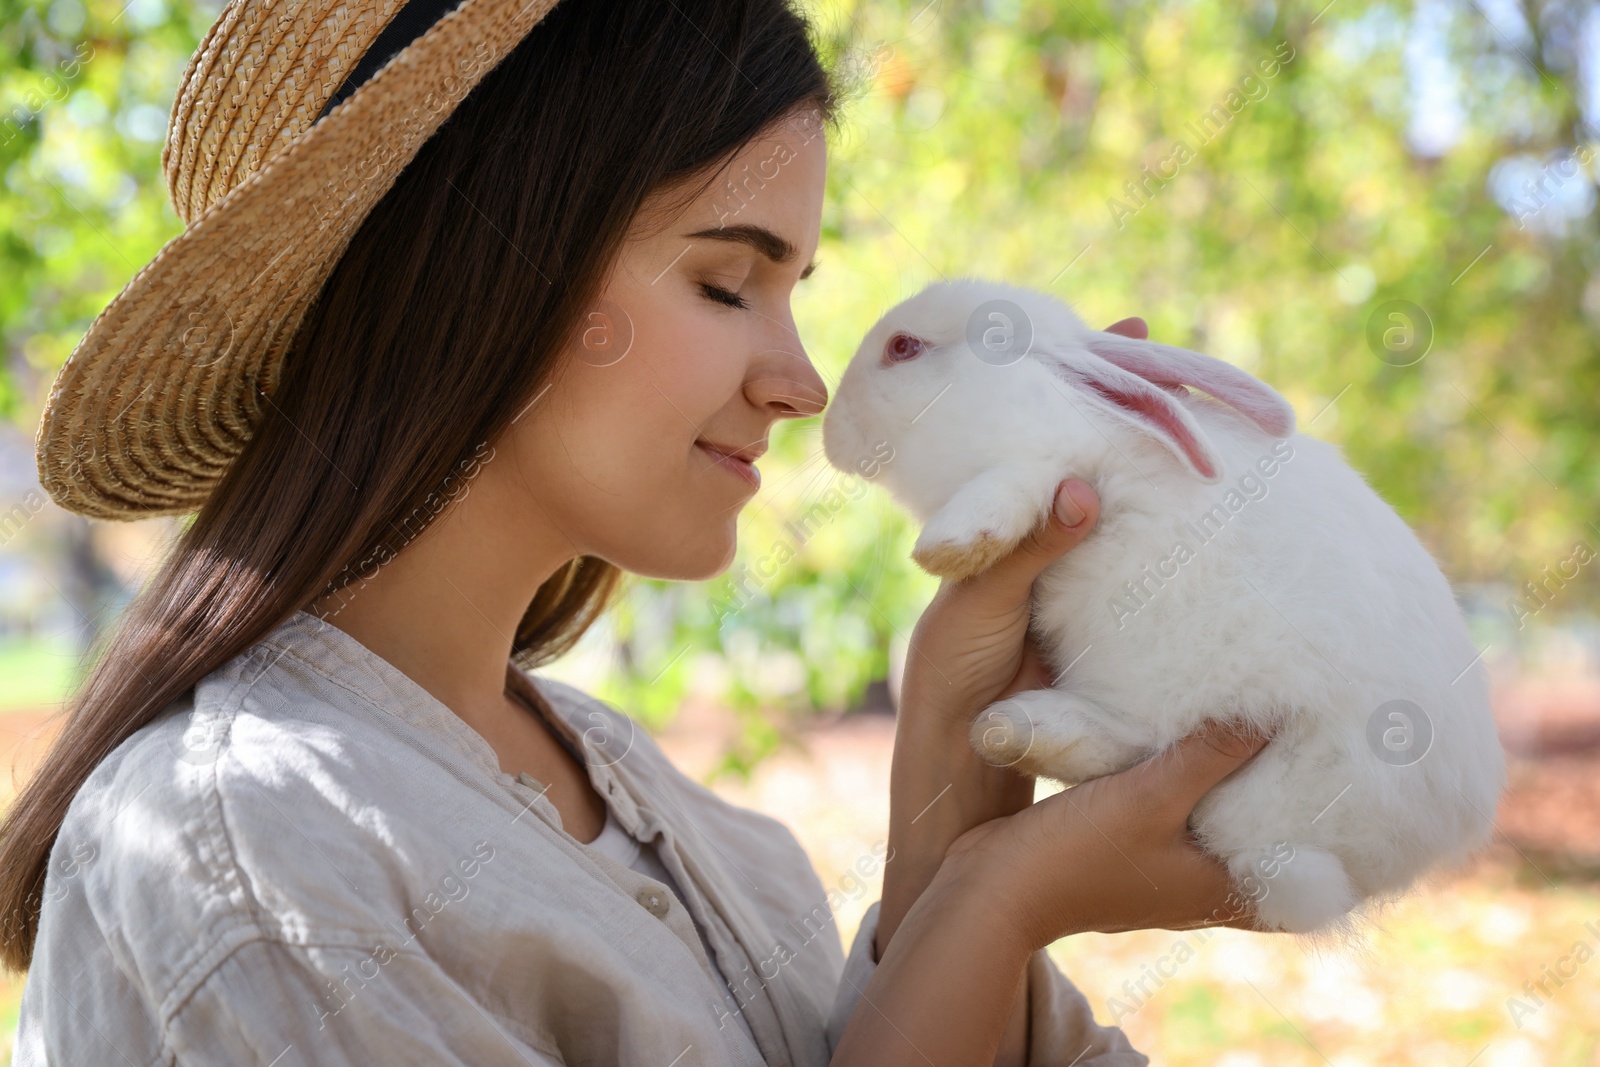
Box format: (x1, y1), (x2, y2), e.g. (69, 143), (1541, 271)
(635, 885), (671, 919)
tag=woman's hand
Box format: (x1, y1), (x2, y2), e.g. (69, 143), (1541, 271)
(897, 477), (1099, 732)
(835, 720), (1277, 1067)
(877, 476), (1103, 955)
(877, 315), (1149, 963)
(895, 316), (1147, 741)
(944, 717), (1278, 948)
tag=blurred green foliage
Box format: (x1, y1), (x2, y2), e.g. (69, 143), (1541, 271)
(0, 632), (77, 710)
(1, 0), (214, 419)
(4, 0), (1598, 774)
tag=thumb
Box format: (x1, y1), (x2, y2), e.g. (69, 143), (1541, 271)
(977, 479), (1100, 600)
(1132, 718), (1276, 815)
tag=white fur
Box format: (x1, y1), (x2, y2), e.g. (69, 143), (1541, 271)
(821, 278), (1506, 937)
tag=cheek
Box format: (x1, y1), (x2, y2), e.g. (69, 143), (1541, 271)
(628, 332), (730, 448)
(526, 333), (736, 505)
(548, 372), (682, 499)
(524, 393), (741, 577)
(500, 279), (754, 572)
(640, 332), (719, 404)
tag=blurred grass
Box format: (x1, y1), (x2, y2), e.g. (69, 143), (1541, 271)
(1047, 856), (1600, 1066)
(0, 635), (80, 712)
(0, 638), (74, 1062)
(0, 973), (24, 1066)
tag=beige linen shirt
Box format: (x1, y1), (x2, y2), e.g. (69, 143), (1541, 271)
(11, 610), (1147, 1066)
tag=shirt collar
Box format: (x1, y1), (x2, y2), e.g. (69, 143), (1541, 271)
(503, 657), (643, 830)
(257, 611), (809, 1065)
(260, 610), (641, 828)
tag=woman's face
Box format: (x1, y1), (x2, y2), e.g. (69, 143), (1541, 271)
(495, 107), (830, 581)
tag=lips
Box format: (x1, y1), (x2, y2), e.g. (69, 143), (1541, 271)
(696, 439), (762, 489)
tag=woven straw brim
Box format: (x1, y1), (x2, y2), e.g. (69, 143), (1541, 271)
(34, 0), (561, 520)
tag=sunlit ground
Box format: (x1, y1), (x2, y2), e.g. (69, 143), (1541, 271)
(1, 695), (1596, 1065)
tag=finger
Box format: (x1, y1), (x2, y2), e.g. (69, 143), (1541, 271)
(1125, 718), (1276, 815)
(1217, 878), (1264, 927)
(1214, 888), (1267, 931)
(1024, 635), (1060, 687)
(1167, 875), (1258, 932)
(1162, 876), (1257, 934)
(1177, 903), (1261, 933)
(969, 479), (1100, 605)
(996, 638), (1056, 701)
(1103, 316), (1148, 340)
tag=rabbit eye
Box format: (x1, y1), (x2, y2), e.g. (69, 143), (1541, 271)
(884, 332), (926, 363)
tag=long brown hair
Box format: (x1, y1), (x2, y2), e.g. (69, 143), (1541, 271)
(0, 0), (837, 971)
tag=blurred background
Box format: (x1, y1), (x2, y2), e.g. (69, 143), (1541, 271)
(3, 0), (1599, 1063)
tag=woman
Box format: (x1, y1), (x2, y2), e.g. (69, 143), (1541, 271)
(3, 0), (1273, 1063)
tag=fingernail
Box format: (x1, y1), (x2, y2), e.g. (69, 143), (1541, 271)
(1054, 481), (1086, 527)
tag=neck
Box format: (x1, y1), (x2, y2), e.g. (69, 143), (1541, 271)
(308, 474), (577, 723)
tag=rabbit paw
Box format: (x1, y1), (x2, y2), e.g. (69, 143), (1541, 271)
(969, 699), (1040, 768)
(911, 477), (1045, 581)
(969, 690), (1146, 783)
(912, 529), (1011, 581)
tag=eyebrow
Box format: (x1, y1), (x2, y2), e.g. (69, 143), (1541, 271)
(684, 223), (819, 279)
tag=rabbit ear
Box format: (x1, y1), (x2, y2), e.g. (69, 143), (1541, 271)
(1042, 351), (1225, 482)
(1084, 332), (1296, 439)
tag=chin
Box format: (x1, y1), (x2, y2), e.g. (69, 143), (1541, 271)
(687, 523), (740, 580)
(619, 522), (738, 582)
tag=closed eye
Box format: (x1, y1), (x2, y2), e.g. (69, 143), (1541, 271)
(699, 282), (749, 310)
(883, 332), (926, 363)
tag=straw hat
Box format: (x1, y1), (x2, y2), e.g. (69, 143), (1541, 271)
(33, 0), (563, 520)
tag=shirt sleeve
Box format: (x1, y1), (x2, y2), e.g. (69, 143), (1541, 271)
(824, 900), (1150, 1066)
(166, 938), (565, 1066)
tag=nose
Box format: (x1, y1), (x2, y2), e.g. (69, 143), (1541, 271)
(747, 344), (828, 419)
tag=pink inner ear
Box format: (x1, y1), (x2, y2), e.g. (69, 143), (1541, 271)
(1079, 378), (1220, 480)
(1087, 335), (1296, 438)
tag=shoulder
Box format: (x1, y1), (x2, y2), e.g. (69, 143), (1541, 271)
(47, 647), (484, 1006)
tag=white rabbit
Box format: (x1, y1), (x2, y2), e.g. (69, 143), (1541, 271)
(820, 278), (1506, 938)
